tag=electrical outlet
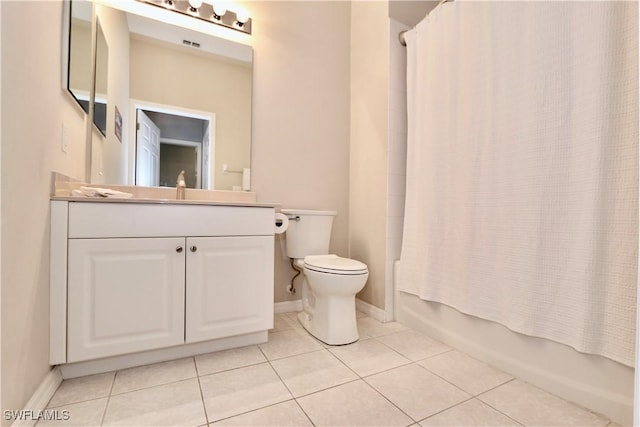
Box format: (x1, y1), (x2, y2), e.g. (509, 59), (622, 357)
(61, 123), (69, 153)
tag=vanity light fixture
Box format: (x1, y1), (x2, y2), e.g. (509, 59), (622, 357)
(137, 0), (252, 35)
(212, 4), (227, 20)
(235, 9), (249, 27)
(187, 0), (202, 13)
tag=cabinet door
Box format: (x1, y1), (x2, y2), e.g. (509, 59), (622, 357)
(185, 236), (274, 343)
(67, 238), (186, 362)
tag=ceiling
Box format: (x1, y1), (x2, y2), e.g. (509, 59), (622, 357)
(388, 0), (440, 28)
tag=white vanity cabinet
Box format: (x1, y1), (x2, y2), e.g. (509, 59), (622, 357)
(51, 200), (275, 368)
(67, 237), (186, 362)
(185, 236), (273, 343)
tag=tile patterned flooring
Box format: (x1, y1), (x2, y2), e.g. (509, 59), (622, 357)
(39, 311), (619, 427)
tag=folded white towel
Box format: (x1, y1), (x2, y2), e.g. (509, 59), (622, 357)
(71, 186), (133, 199)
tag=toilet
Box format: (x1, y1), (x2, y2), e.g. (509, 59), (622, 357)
(281, 209), (369, 345)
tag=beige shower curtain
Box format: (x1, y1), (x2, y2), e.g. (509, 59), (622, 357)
(397, 1), (638, 366)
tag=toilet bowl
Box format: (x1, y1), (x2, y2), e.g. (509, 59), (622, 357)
(281, 209), (369, 345)
(297, 255), (368, 345)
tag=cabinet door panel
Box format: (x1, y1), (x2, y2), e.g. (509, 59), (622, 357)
(67, 238), (185, 362)
(186, 236), (274, 343)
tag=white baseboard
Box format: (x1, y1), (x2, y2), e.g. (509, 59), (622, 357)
(12, 367), (63, 427)
(274, 299), (302, 313)
(355, 298), (389, 322)
(60, 331), (267, 379)
(275, 298), (390, 323)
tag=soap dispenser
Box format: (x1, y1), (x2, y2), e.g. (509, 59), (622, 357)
(176, 170), (186, 200)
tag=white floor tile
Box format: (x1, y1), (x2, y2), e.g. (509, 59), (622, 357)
(199, 362), (292, 422)
(419, 350), (513, 395)
(43, 313), (615, 427)
(37, 398), (107, 427)
(419, 398), (520, 426)
(195, 345), (266, 376)
(329, 338), (411, 377)
(209, 400), (312, 426)
(271, 313), (295, 332)
(296, 380), (413, 426)
(478, 379), (609, 426)
(270, 349), (358, 397)
(259, 329), (323, 360)
(365, 363), (471, 421)
(111, 357), (196, 395)
(377, 330), (451, 361)
(48, 372), (114, 408)
(103, 378), (206, 426)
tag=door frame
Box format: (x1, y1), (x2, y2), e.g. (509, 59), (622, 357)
(128, 99), (216, 187)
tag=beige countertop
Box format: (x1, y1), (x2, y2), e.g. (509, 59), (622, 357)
(51, 196), (280, 208)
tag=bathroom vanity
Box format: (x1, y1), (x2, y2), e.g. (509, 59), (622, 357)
(50, 198), (276, 377)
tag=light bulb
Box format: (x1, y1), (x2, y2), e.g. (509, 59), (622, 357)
(188, 0), (203, 10)
(236, 9), (249, 24)
(213, 4), (227, 18)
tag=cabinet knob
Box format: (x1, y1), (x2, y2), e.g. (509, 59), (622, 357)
(190, 246), (198, 253)
(176, 246), (183, 253)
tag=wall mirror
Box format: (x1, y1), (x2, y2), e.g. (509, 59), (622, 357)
(87, 3), (252, 191)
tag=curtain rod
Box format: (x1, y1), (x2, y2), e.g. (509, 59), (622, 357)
(399, 0), (452, 46)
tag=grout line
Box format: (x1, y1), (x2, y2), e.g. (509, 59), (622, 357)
(414, 395), (477, 425)
(98, 371), (117, 426)
(106, 359), (199, 397)
(193, 356), (211, 426)
(473, 379), (525, 426)
(358, 375), (418, 423)
(257, 345), (317, 426)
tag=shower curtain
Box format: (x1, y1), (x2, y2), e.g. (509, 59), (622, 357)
(397, 1), (638, 366)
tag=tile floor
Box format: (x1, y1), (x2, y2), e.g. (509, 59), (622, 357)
(39, 311), (619, 427)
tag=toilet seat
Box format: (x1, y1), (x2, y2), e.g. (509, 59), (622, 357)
(304, 254), (368, 275)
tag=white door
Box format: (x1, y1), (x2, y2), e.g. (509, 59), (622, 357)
(136, 110), (160, 186)
(185, 236), (274, 343)
(67, 237), (186, 362)
(202, 123), (211, 190)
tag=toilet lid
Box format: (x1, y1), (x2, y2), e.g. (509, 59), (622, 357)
(304, 254), (368, 274)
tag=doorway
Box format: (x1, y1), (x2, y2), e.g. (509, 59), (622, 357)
(133, 102), (214, 189)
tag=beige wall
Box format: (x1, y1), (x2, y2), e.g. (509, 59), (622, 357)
(93, 4), (130, 185)
(68, 20), (92, 96)
(247, 1), (352, 303)
(350, 1), (390, 310)
(1, 0), (87, 419)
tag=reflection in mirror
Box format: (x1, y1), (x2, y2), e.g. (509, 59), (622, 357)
(67, 0), (92, 114)
(91, 4), (252, 191)
(93, 20), (108, 135)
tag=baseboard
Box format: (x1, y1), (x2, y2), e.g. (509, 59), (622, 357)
(60, 331), (267, 379)
(275, 298), (390, 323)
(355, 298), (389, 322)
(274, 299), (302, 314)
(11, 367), (63, 427)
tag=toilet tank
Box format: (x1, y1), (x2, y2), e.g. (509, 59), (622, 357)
(280, 209), (337, 259)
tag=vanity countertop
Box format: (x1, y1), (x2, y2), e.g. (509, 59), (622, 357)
(51, 196), (279, 208)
